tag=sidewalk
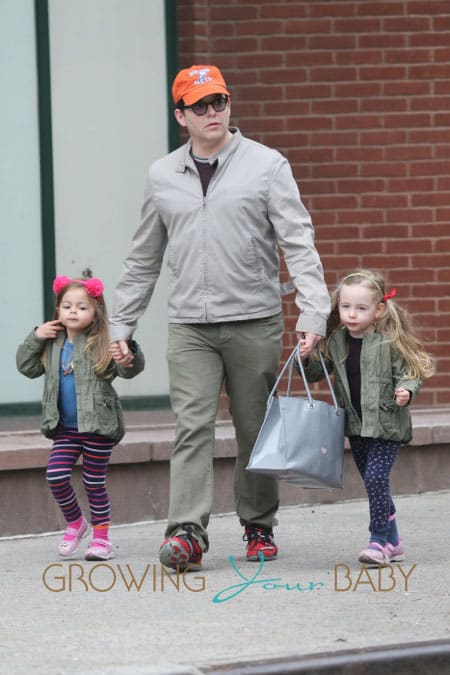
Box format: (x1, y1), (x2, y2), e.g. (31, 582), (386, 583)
(1, 489), (449, 674)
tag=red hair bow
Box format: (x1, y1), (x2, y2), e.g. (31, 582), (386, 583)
(383, 288), (397, 302)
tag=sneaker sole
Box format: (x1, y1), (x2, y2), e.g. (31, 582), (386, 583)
(358, 552), (385, 565)
(159, 542), (202, 571)
(247, 552), (278, 562)
(85, 550), (115, 561)
(387, 553), (405, 562)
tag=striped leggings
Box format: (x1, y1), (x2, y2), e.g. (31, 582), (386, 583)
(46, 428), (113, 525)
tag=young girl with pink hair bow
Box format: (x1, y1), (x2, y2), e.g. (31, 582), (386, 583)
(16, 276), (144, 560)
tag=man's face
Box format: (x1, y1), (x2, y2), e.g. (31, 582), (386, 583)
(174, 94), (231, 154)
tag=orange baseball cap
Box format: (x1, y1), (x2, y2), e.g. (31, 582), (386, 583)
(172, 65), (230, 106)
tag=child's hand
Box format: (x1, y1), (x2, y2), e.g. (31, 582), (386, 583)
(395, 388), (410, 407)
(35, 320), (64, 340)
(110, 340), (134, 367)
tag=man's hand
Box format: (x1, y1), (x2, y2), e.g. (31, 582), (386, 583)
(110, 340), (134, 367)
(296, 332), (322, 359)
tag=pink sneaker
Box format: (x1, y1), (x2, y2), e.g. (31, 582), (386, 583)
(58, 516), (89, 556)
(85, 538), (114, 561)
(384, 539), (405, 562)
(358, 541), (386, 565)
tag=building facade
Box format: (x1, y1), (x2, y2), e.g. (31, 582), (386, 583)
(2, 0), (449, 413)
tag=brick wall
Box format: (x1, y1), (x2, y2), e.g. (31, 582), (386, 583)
(176, 0), (450, 406)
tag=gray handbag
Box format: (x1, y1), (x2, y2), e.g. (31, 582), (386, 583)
(246, 345), (345, 488)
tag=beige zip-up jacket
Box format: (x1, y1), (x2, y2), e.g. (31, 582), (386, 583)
(110, 128), (330, 341)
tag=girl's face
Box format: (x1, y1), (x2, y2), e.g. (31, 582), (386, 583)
(57, 287), (96, 340)
(338, 283), (384, 338)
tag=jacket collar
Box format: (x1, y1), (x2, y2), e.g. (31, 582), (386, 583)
(176, 126), (241, 173)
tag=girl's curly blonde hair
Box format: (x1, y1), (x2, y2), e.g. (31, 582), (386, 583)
(326, 269), (434, 380)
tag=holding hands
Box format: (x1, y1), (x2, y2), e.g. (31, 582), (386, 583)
(296, 332), (322, 359)
(110, 340), (134, 368)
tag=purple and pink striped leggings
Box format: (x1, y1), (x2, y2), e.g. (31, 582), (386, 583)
(46, 428), (113, 525)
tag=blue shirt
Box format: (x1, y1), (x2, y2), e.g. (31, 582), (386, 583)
(58, 339), (77, 428)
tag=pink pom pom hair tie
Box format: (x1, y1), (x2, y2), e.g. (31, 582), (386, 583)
(52, 275), (104, 299)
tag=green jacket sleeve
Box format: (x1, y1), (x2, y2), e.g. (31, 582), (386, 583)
(391, 347), (422, 403)
(301, 352), (334, 383)
(16, 331), (47, 379)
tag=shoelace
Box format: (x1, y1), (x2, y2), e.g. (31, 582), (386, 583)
(243, 527), (274, 544)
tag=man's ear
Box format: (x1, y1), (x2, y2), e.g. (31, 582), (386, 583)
(174, 108), (187, 128)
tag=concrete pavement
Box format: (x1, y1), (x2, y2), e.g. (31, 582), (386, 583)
(1, 489), (449, 674)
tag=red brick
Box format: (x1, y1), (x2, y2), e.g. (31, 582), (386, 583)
(361, 194), (408, 208)
(410, 161), (450, 177)
(359, 66), (407, 81)
(260, 36), (307, 51)
(308, 35), (356, 50)
(385, 17), (430, 32)
(384, 81), (431, 96)
(385, 49), (433, 64)
(409, 33), (450, 48)
(409, 64), (450, 80)
(313, 99), (359, 115)
(334, 18), (383, 33)
(335, 115), (383, 130)
(385, 146), (432, 161)
(337, 178), (385, 193)
(413, 193), (450, 207)
(389, 112), (433, 127)
(360, 98), (407, 113)
(285, 19), (333, 35)
(360, 163), (407, 178)
(308, 3), (355, 18)
(362, 225), (410, 239)
(435, 209), (450, 223)
(356, 2), (405, 16)
(286, 51), (334, 67)
(209, 6), (258, 21)
(387, 209), (433, 224)
(407, 1), (450, 15)
(387, 178), (434, 193)
(335, 82), (382, 98)
(386, 239), (433, 254)
(337, 211), (385, 226)
(236, 21), (284, 36)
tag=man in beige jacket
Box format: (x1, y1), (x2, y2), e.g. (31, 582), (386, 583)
(110, 64), (330, 571)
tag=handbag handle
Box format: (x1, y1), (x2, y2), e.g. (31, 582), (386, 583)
(268, 344), (341, 413)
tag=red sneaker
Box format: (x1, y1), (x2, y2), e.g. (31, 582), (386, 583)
(159, 531), (203, 571)
(244, 526), (278, 562)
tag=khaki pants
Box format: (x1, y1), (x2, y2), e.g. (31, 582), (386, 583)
(165, 315), (284, 550)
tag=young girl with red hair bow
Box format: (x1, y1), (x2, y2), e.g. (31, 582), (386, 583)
(16, 276), (144, 560)
(300, 269), (434, 565)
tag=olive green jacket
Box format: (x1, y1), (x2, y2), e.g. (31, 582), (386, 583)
(303, 328), (422, 443)
(16, 331), (145, 443)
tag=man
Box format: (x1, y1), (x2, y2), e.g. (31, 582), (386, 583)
(110, 64), (330, 571)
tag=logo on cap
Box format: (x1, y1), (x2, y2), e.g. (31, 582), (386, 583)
(190, 68), (212, 86)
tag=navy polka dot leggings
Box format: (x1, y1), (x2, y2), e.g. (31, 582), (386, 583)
(349, 436), (400, 544)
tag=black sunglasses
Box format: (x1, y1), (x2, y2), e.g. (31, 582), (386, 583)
(180, 95), (229, 117)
